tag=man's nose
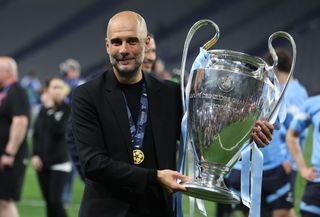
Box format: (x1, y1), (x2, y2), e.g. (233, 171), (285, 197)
(120, 42), (129, 54)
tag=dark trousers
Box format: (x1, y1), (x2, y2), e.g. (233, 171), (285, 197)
(37, 169), (69, 217)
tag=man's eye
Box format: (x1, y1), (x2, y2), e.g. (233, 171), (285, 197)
(111, 39), (122, 46)
(128, 39), (139, 45)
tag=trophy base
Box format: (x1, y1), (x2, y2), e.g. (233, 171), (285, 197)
(183, 181), (240, 204)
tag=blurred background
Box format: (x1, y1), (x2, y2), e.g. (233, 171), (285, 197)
(1, 0), (320, 95)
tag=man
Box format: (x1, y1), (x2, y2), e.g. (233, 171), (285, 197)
(60, 58), (86, 203)
(255, 49), (308, 217)
(142, 33), (156, 73)
(59, 58), (85, 104)
(286, 95), (320, 217)
(142, 34), (172, 80)
(0, 57), (30, 217)
(72, 11), (273, 217)
(265, 49), (308, 200)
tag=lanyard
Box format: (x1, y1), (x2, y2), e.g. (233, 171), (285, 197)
(0, 83), (14, 94)
(0, 82), (15, 106)
(122, 82), (148, 149)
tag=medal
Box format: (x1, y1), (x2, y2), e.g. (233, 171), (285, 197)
(123, 82), (148, 165)
(133, 149), (144, 165)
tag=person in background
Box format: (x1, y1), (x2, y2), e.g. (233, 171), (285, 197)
(286, 95), (320, 217)
(59, 58), (86, 201)
(265, 48), (309, 202)
(153, 58), (172, 80)
(59, 58), (85, 104)
(32, 77), (71, 217)
(142, 33), (157, 74)
(0, 56), (30, 217)
(142, 33), (172, 80)
(20, 69), (42, 121)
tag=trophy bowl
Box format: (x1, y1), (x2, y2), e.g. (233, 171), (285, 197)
(184, 50), (267, 204)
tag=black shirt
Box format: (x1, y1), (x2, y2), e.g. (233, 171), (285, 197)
(0, 83), (29, 157)
(119, 79), (167, 217)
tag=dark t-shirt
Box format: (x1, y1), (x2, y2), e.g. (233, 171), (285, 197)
(0, 83), (30, 157)
(119, 79), (168, 217)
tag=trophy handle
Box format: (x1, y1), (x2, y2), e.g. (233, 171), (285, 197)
(265, 31), (296, 121)
(180, 19), (220, 113)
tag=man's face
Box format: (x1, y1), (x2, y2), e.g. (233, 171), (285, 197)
(66, 69), (80, 80)
(142, 37), (156, 73)
(106, 19), (147, 79)
(47, 78), (67, 103)
(0, 60), (10, 88)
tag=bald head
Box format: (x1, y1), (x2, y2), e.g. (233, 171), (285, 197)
(107, 11), (148, 39)
(105, 11), (151, 84)
(0, 57), (18, 87)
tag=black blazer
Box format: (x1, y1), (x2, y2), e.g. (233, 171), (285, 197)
(72, 70), (182, 217)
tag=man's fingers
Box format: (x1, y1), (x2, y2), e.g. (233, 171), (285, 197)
(169, 181), (187, 193)
(173, 172), (192, 182)
(310, 168), (318, 180)
(255, 120), (273, 141)
(251, 119), (275, 147)
(262, 120), (274, 140)
(262, 120), (274, 131)
(251, 132), (266, 147)
(158, 170), (192, 193)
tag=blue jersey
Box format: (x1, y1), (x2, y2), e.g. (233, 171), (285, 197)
(20, 75), (42, 106)
(290, 95), (320, 172)
(280, 80), (308, 170)
(261, 80), (308, 170)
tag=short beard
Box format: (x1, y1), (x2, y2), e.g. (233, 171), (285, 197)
(113, 63), (141, 79)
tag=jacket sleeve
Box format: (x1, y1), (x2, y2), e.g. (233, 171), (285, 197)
(72, 85), (157, 195)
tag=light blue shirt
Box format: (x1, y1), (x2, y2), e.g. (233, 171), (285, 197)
(261, 79), (308, 170)
(280, 80), (308, 170)
(290, 95), (320, 173)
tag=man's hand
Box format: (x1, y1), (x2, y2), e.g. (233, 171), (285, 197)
(0, 154), (15, 171)
(301, 166), (318, 182)
(251, 120), (274, 147)
(282, 160), (293, 174)
(31, 156), (43, 171)
(157, 169), (192, 193)
(40, 91), (54, 108)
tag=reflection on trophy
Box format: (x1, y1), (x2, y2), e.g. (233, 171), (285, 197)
(180, 20), (296, 204)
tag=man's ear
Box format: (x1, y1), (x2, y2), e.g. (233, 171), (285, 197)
(145, 35), (151, 47)
(105, 38), (110, 54)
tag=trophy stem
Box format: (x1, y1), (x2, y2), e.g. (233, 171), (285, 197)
(199, 161), (228, 188)
(183, 161), (240, 204)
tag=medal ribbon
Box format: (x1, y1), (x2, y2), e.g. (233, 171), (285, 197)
(122, 82), (148, 152)
(0, 82), (15, 107)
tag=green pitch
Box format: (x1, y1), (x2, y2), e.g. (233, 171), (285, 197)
(17, 166), (83, 217)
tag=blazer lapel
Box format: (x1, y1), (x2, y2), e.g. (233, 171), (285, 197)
(104, 71), (133, 163)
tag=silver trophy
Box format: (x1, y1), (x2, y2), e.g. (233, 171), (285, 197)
(180, 20), (296, 204)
